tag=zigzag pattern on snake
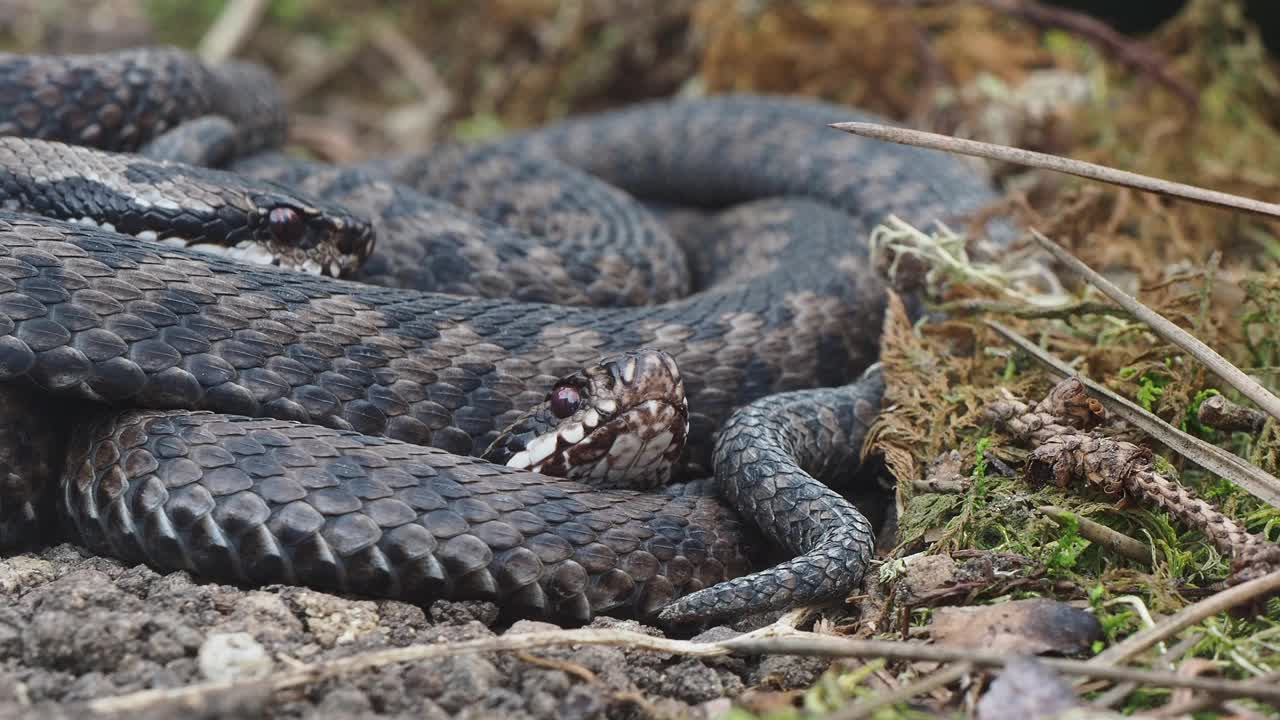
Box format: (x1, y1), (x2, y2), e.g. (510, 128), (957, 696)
(0, 47), (1008, 624)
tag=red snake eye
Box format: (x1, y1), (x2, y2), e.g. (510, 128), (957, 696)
(268, 207), (305, 245)
(549, 385), (581, 419)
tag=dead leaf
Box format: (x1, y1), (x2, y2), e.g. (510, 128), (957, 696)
(931, 598), (1102, 655)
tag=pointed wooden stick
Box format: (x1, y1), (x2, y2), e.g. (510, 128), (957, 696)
(829, 122), (1280, 221)
(1026, 229), (1280, 425)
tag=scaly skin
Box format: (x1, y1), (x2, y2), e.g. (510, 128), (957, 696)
(0, 47), (286, 156)
(0, 48), (1011, 622)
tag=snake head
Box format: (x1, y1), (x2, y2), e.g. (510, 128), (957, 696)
(484, 349), (689, 489)
(245, 186), (376, 277)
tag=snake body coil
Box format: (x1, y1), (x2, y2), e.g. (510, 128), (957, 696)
(0, 48), (1008, 623)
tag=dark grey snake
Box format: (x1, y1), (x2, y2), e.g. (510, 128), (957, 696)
(0, 47), (1007, 625)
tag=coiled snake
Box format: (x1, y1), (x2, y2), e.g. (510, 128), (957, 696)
(0, 47), (1006, 624)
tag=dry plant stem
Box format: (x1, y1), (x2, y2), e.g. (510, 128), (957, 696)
(940, 298), (1126, 320)
(1153, 671), (1280, 717)
(86, 629), (1280, 714)
(828, 662), (975, 720)
(989, 377), (1280, 574)
(1027, 228), (1280, 426)
(1037, 505), (1151, 564)
(828, 122), (1280, 221)
(719, 635), (1280, 702)
(1197, 395), (1267, 434)
(1092, 569), (1280, 666)
(1091, 632), (1203, 709)
(987, 320), (1280, 508)
(197, 0), (269, 63)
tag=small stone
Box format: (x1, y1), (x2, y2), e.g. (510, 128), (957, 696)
(977, 657), (1083, 720)
(0, 556), (57, 594)
(506, 619), (561, 635)
(428, 599), (500, 626)
(316, 686), (372, 715)
(197, 632), (272, 682)
(288, 589), (384, 648)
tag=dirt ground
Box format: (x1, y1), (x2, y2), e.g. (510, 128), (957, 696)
(0, 544), (836, 719)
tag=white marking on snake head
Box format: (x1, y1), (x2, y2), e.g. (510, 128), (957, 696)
(596, 399), (617, 415)
(581, 409), (599, 428)
(621, 356), (637, 384)
(506, 450), (532, 469)
(559, 422), (584, 444)
(526, 432), (559, 465)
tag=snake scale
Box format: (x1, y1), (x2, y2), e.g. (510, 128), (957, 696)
(0, 47), (1007, 625)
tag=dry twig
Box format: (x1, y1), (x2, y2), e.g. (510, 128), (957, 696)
(1092, 569), (1280, 666)
(1197, 395), (1267, 434)
(827, 661), (975, 720)
(1037, 505), (1152, 564)
(85, 627), (1280, 714)
(1152, 670), (1280, 717)
(1026, 229), (1280, 426)
(828, 122), (1280, 221)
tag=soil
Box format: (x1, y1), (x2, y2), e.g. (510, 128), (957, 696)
(0, 545), (830, 719)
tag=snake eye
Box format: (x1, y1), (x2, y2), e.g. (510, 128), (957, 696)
(268, 207), (306, 245)
(549, 385), (581, 419)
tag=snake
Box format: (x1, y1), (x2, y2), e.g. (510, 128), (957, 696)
(0, 47), (1008, 625)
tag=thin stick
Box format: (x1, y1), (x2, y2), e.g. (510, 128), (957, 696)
(1027, 229), (1280, 425)
(87, 629), (726, 713)
(1090, 632), (1203, 709)
(718, 635), (1280, 702)
(828, 662), (974, 720)
(87, 627), (1280, 714)
(1038, 505), (1152, 564)
(828, 122), (1280, 221)
(1153, 671), (1280, 717)
(1198, 394), (1267, 434)
(1092, 569), (1280, 666)
(986, 321), (1280, 508)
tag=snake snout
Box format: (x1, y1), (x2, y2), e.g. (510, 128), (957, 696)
(484, 349), (689, 489)
(246, 193), (375, 277)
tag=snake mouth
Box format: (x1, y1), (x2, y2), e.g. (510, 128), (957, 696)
(504, 397), (687, 486)
(69, 216), (370, 278)
(67, 218), (276, 264)
(157, 234), (281, 265)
